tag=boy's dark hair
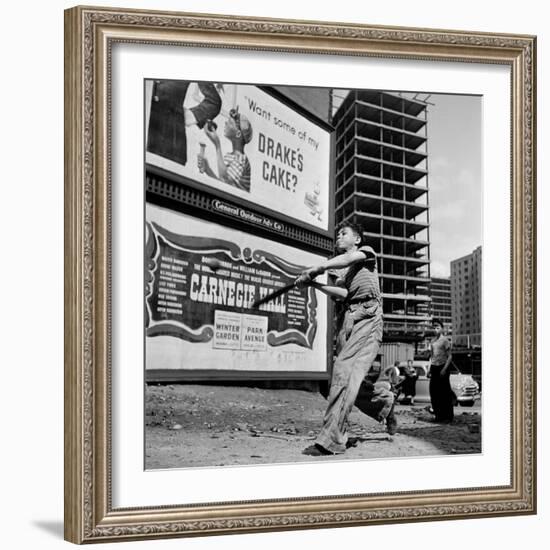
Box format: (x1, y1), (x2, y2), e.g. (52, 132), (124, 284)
(336, 221), (364, 246)
(432, 318), (444, 328)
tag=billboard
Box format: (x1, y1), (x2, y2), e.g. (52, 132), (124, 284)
(145, 204), (329, 374)
(145, 81), (332, 232)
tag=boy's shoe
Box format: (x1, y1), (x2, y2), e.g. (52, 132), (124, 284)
(302, 443), (336, 456)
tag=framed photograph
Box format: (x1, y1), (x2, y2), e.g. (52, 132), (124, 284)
(64, 5), (536, 544)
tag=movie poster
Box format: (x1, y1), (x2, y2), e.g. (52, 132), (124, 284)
(145, 204), (329, 373)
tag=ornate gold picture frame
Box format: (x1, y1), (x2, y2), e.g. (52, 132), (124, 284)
(64, 5), (536, 544)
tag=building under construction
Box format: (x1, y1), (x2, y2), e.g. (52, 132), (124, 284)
(332, 90), (432, 344)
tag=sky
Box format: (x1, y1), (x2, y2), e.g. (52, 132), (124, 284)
(331, 89), (482, 278)
(426, 94), (482, 277)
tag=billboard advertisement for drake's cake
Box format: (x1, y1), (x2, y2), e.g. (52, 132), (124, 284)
(146, 81), (332, 232)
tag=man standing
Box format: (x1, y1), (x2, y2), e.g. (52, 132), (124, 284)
(429, 319), (454, 423)
(296, 222), (396, 455)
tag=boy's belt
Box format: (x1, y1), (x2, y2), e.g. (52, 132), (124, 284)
(346, 297), (379, 306)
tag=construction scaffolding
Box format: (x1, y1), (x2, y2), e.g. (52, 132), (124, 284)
(332, 89), (432, 342)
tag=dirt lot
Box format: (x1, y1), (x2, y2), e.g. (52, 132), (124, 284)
(145, 384), (481, 469)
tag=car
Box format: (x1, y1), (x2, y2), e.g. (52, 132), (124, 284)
(374, 361), (480, 407)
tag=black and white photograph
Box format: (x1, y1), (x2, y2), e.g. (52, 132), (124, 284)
(55, 1), (538, 545)
(144, 81), (482, 469)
